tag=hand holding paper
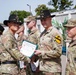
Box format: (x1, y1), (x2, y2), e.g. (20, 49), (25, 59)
(34, 50), (42, 55)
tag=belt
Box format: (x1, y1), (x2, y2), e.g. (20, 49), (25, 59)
(0, 61), (17, 65)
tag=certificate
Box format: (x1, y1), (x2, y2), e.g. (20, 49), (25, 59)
(20, 40), (38, 58)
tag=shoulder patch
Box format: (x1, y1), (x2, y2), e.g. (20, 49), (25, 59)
(55, 35), (61, 44)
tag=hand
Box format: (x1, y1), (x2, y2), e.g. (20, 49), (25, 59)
(24, 65), (26, 68)
(70, 72), (75, 75)
(34, 50), (41, 55)
(18, 46), (22, 50)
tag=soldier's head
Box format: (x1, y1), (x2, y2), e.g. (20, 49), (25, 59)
(36, 9), (55, 29)
(16, 25), (25, 36)
(0, 25), (4, 35)
(3, 14), (23, 33)
(64, 19), (76, 39)
(25, 15), (37, 29)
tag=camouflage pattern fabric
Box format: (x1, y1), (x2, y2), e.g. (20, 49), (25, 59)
(26, 29), (40, 75)
(17, 34), (33, 75)
(38, 27), (63, 74)
(0, 30), (30, 75)
(27, 29), (40, 44)
(41, 72), (61, 75)
(66, 40), (76, 75)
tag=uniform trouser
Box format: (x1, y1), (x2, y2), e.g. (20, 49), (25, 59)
(0, 72), (26, 75)
(0, 73), (19, 75)
(19, 68), (26, 75)
(38, 72), (61, 75)
(66, 71), (76, 75)
(26, 63), (33, 75)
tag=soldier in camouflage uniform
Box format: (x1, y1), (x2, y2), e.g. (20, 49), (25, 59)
(16, 25), (33, 75)
(25, 15), (41, 75)
(0, 14), (30, 75)
(64, 19), (76, 75)
(16, 25), (27, 47)
(25, 15), (40, 44)
(35, 10), (63, 75)
(0, 25), (4, 36)
(16, 25), (27, 75)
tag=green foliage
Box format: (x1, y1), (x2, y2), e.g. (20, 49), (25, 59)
(73, 5), (76, 9)
(59, 0), (73, 11)
(35, 4), (49, 15)
(52, 19), (62, 29)
(10, 10), (30, 23)
(48, 0), (59, 10)
(48, 0), (73, 12)
(52, 18), (68, 43)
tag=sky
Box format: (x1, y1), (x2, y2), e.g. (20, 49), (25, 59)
(0, 0), (76, 23)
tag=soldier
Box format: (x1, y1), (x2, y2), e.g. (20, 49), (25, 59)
(16, 25), (27, 47)
(16, 25), (28, 75)
(25, 15), (40, 44)
(0, 25), (4, 36)
(64, 19), (76, 75)
(16, 25), (34, 75)
(0, 14), (30, 75)
(34, 10), (63, 75)
(25, 15), (41, 75)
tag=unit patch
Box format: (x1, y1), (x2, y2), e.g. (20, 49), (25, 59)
(55, 35), (61, 44)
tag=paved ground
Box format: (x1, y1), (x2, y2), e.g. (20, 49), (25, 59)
(61, 54), (66, 75)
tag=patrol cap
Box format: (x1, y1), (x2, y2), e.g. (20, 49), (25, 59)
(25, 16), (36, 22)
(0, 25), (4, 34)
(3, 14), (23, 26)
(64, 19), (76, 27)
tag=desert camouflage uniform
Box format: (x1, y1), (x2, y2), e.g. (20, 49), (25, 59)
(38, 27), (63, 75)
(17, 34), (27, 46)
(66, 40), (76, 75)
(17, 34), (33, 75)
(27, 29), (40, 75)
(0, 30), (30, 75)
(27, 29), (40, 44)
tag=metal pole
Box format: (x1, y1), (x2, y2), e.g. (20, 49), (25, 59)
(27, 4), (32, 15)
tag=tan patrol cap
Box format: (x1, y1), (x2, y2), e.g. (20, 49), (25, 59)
(64, 19), (76, 27)
(25, 16), (36, 22)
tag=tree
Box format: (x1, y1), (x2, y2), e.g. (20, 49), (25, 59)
(35, 4), (49, 15)
(48, 0), (59, 11)
(58, 0), (73, 10)
(48, 0), (73, 12)
(73, 5), (76, 9)
(10, 10), (30, 23)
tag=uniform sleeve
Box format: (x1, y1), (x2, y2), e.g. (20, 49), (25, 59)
(39, 33), (63, 59)
(3, 36), (30, 63)
(41, 41), (62, 59)
(67, 47), (76, 72)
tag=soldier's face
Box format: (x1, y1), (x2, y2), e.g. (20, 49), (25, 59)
(8, 22), (20, 32)
(26, 20), (35, 29)
(66, 27), (76, 38)
(41, 17), (52, 30)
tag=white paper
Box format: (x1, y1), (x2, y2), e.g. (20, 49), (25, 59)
(30, 60), (39, 71)
(20, 41), (37, 58)
(19, 61), (24, 68)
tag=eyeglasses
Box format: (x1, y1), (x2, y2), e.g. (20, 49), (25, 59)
(26, 21), (31, 25)
(66, 27), (75, 30)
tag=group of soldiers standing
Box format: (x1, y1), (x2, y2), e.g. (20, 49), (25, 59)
(0, 9), (76, 75)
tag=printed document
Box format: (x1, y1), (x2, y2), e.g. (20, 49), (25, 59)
(20, 40), (37, 58)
